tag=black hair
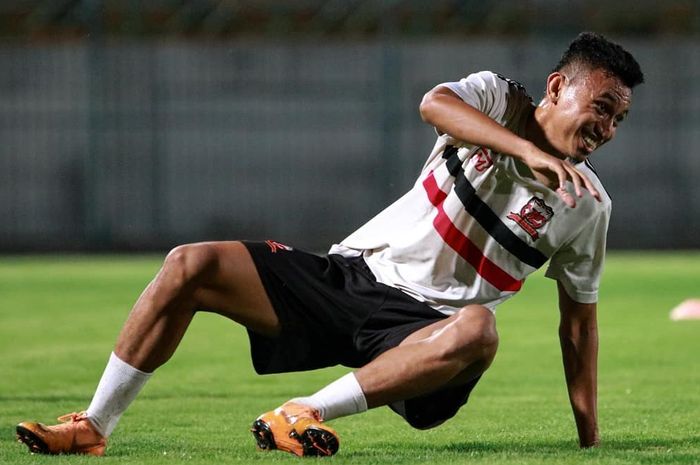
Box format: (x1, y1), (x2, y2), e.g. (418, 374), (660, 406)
(553, 32), (644, 89)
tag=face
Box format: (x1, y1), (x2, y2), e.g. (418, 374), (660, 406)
(544, 67), (632, 162)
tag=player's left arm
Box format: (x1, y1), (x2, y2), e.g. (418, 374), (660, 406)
(557, 280), (600, 448)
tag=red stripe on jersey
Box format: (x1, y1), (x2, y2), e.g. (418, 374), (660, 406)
(423, 172), (523, 292)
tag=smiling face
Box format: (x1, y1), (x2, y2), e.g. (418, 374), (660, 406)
(539, 66), (632, 162)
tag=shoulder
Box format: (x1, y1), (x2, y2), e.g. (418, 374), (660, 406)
(441, 71), (521, 96)
(578, 159), (612, 211)
(440, 71), (532, 122)
(492, 73), (530, 96)
(458, 71), (530, 96)
(479, 72), (533, 104)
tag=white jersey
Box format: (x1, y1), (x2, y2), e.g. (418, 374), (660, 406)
(330, 71), (611, 315)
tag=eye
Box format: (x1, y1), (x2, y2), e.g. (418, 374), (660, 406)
(593, 102), (606, 116)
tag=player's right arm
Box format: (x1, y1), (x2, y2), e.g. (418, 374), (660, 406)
(557, 281), (600, 448)
(419, 85), (599, 207)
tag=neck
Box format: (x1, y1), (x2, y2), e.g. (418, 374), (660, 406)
(526, 105), (567, 160)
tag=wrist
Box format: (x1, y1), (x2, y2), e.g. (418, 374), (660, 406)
(580, 433), (600, 448)
(511, 139), (538, 163)
(577, 420), (599, 448)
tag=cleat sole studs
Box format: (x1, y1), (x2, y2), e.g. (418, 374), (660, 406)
(299, 427), (339, 457)
(16, 426), (51, 455)
(250, 419), (277, 451)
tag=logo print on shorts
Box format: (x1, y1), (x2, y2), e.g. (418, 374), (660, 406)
(266, 240), (293, 253)
(507, 197), (554, 240)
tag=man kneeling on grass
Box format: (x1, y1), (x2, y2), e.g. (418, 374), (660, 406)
(17, 32), (643, 457)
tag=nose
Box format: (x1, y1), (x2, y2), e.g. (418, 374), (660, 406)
(598, 117), (616, 142)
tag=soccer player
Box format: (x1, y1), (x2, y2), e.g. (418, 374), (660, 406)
(17, 32), (643, 457)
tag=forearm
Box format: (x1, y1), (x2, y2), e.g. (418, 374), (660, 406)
(419, 88), (536, 160)
(559, 324), (599, 447)
(557, 282), (600, 447)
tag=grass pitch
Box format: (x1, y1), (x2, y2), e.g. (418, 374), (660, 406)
(0, 252), (698, 464)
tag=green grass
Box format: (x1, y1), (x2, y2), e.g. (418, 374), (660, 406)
(0, 252), (698, 464)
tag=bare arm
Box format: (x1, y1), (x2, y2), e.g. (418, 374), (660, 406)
(419, 86), (601, 206)
(557, 281), (600, 448)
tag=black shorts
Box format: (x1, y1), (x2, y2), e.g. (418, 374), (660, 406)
(243, 240), (481, 429)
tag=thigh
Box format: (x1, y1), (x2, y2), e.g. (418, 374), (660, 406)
(399, 304), (497, 386)
(398, 304), (495, 346)
(191, 241), (281, 337)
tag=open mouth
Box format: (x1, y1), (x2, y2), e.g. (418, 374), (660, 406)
(581, 129), (599, 153)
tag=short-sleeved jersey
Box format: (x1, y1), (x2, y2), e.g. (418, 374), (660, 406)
(329, 71), (611, 315)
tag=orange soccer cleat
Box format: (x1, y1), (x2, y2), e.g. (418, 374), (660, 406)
(16, 412), (106, 456)
(251, 402), (339, 457)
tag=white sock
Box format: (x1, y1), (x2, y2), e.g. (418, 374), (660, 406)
(290, 372), (368, 421)
(86, 352), (152, 437)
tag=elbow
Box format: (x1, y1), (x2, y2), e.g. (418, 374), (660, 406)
(419, 90), (441, 125)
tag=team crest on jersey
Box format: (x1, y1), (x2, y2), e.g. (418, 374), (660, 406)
(265, 240), (293, 253)
(472, 147), (493, 172)
(507, 197), (554, 240)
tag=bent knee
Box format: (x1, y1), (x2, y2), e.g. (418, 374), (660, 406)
(437, 305), (499, 363)
(459, 305), (498, 350)
(162, 242), (226, 288)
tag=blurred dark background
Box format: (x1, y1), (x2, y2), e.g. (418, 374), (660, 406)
(1, 0), (698, 252)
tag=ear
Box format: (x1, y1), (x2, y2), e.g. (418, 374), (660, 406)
(545, 72), (566, 104)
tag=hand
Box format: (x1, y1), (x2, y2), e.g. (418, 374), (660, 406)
(519, 144), (601, 208)
(573, 407), (600, 449)
(579, 429), (600, 449)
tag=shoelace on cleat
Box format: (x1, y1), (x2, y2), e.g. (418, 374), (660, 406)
(57, 411), (89, 424)
(281, 405), (324, 424)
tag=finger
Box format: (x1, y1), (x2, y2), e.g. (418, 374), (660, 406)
(579, 170), (602, 202)
(564, 165), (583, 198)
(556, 186), (576, 208)
(554, 164), (567, 191)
